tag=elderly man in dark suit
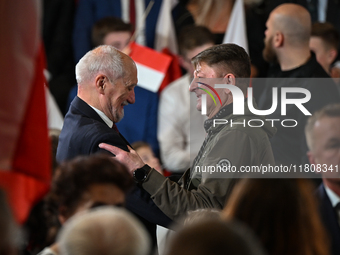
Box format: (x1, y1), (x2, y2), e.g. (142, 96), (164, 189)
(57, 45), (137, 161)
(56, 45), (171, 249)
(305, 103), (340, 255)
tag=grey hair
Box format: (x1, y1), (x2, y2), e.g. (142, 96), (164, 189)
(58, 206), (150, 255)
(305, 103), (340, 151)
(165, 219), (266, 255)
(75, 45), (124, 85)
(184, 209), (221, 226)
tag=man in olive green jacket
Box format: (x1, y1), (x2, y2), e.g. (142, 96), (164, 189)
(100, 44), (276, 221)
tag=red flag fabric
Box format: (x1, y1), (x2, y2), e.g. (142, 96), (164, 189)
(129, 42), (172, 92)
(0, 0), (51, 224)
(158, 48), (182, 94)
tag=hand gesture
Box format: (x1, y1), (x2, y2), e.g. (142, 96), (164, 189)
(99, 143), (144, 173)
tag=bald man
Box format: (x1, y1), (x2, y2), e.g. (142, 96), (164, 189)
(258, 4), (340, 165)
(56, 45), (171, 249)
(262, 3), (312, 72)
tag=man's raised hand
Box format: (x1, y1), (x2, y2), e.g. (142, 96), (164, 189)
(99, 143), (145, 172)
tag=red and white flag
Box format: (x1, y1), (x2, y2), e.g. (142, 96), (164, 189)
(223, 0), (249, 53)
(0, 0), (50, 223)
(129, 42), (172, 92)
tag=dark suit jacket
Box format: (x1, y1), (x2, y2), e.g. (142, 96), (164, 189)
(66, 86), (160, 156)
(56, 96), (172, 246)
(316, 183), (340, 255)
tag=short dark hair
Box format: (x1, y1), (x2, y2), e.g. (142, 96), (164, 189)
(92, 17), (133, 47)
(311, 22), (340, 50)
(192, 44), (251, 90)
(178, 25), (215, 56)
(46, 154), (133, 218)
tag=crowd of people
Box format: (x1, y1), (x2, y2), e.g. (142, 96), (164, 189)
(1, 0), (340, 255)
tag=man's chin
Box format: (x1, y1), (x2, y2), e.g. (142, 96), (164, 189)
(196, 103), (201, 112)
(262, 49), (278, 64)
(114, 110), (124, 123)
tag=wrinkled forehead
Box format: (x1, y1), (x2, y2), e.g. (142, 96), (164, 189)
(122, 59), (138, 85)
(195, 61), (228, 78)
(194, 61), (215, 72)
(314, 116), (340, 138)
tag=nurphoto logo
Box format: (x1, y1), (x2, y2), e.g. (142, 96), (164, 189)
(195, 78), (313, 128)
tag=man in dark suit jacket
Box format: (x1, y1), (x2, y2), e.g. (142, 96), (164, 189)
(56, 45), (171, 248)
(305, 103), (340, 255)
(315, 184), (340, 255)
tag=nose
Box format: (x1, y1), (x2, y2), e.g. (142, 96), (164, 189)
(189, 78), (199, 92)
(127, 88), (135, 104)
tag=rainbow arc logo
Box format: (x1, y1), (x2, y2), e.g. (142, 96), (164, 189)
(197, 82), (222, 106)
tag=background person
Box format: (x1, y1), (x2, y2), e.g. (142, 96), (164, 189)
(310, 22), (339, 76)
(58, 207), (150, 255)
(223, 178), (329, 255)
(258, 3), (340, 166)
(38, 154), (134, 255)
(132, 141), (163, 175)
(158, 25), (214, 174)
(305, 103), (340, 255)
(164, 218), (265, 255)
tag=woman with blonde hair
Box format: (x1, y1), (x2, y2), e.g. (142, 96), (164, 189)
(223, 178), (330, 255)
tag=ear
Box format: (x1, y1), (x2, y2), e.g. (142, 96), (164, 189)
(274, 32), (283, 47)
(95, 74), (107, 95)
(223, 73), (236, 95)
(307, 151), (316, 165)
(223, 73), (236, 85)
(328, 49), (338, 64)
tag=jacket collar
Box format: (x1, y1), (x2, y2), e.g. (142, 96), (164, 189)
(204, 103), (233, 132)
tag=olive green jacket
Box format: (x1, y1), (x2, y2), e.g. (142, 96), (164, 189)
(142, 101), (276, 221)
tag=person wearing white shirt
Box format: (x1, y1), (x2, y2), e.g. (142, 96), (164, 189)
(158, 25), (215, 173)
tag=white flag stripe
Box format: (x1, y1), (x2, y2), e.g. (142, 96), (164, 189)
(223, 0), (249, 53)
(155, 0), (178, 53)
(136, 63), (165, 92)
(46, 87), (64, 130)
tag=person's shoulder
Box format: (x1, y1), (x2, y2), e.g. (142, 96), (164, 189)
(215, 116), (273, 146)
(162, 74), (190, 95)
(63, 116), (115, 146)
(308, 53), (330, 78)
(315, 183), (327, 198)
(82, 121), (121, 143)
